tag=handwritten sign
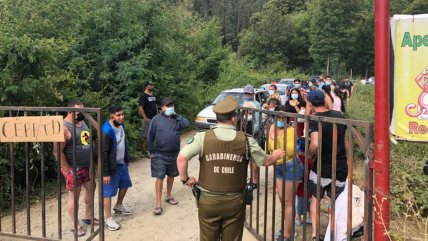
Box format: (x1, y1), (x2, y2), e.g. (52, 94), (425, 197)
(0, 116), (64, 142)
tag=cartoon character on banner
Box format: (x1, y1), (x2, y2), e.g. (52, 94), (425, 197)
(405, 67), (428, 120)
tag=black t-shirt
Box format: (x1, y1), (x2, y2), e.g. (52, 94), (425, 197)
(309, 110), (347, 181)
(139, 93), (157, 119)
(284, 100), (306, 113)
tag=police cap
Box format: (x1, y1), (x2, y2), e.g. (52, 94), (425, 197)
(213, 96), (238, 115)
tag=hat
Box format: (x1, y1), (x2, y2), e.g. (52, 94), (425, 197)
(213, 96), (238, 115)
(143, 80), (153, 89)
(308, 90), (324, 105)
(243, 84), (254, 94)
(161, 97), (174, 106)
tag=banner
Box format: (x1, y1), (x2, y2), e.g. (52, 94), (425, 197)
(390, 14), (428, 141)
(0, 116), (64, 142)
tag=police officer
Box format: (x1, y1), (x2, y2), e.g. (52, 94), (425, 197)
(177, 96), (286, 241)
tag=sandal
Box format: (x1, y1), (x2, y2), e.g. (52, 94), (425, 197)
(312, 235), (325, 241)
(70, 226), (86, 237)
(81, 218), (100, 225)
(153, 207), (163, 215)
(165, 197), (179, 205)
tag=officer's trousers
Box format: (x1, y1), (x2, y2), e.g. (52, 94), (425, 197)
(198, 192), (246, 241)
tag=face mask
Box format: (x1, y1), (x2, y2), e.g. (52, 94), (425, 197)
(294, 84), (301, 88)
(291, 94), (298, 100)
(276, 121), (285, 128)
(76, 113), (85, 122)
(308, 83), (313, 87)
(269, 108), (275, 111)
(268, 90), (274, 96)
(112, 119), (122, 127)
(325, 82), (331, 85)
(165, 107), (174, 116)
(244, 96), (253, 101)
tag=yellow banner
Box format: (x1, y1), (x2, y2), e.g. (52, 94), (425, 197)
(0, 116), (64, 142)
(394, 15), (428, 141)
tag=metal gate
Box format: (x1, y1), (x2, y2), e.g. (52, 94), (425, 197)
(0, 106), (104, 241)
(237, 107), (374, 241)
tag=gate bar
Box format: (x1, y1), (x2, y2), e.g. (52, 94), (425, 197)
(374, 0), (391, 240)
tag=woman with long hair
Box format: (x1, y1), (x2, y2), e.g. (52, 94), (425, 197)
(322, 85), (334, 110)
(331, 83), (346, 113)
(284, 88), (306, 137)
(268, 105), (303, 241)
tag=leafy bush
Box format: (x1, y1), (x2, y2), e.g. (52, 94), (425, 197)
(347, 84), (428, 238)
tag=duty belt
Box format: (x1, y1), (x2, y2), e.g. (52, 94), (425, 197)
(200, 189), (243, 197)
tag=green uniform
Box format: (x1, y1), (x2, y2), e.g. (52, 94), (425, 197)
(180, 123), (268, 241)
(180, 124), (268, 166)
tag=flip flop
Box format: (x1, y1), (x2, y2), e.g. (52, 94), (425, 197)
(70, 226), (86, 237)
(165, 197), (179, 205)
(81, 218), (100, 225)
(153, 207), (163, 215)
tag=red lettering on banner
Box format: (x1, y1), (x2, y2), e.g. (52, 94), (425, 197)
(409, 121), (428, 134)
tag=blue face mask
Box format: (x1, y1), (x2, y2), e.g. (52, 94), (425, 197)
(325, 81), (331, 85)
(276, 120), (285, 128)
(244, 96), (253, 101)
(291, 94), (298, 100)
(294, 84), (301, 88)
(268, 90), (274, 96)
(165, 107), (174, 116)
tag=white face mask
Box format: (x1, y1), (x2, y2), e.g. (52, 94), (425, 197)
(165, 107), (174, 116)
(269, 108), (275, 111)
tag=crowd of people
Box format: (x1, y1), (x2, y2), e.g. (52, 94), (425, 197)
(252, 74), (355, 241)
(53, 75), (357, 240)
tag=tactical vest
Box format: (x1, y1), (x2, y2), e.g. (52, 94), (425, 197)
(64, 120), (91, 167)
(199, 130), (248, 192)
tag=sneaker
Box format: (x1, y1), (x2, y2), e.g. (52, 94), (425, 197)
(105, 217), (120, 231)
(295, 218), (303, 226)
(113, 204), (132, 215)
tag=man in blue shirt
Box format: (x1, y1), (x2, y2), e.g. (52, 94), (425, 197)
(102, 106), (133, 231)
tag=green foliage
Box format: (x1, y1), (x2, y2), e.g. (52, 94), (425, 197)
(347, 84), (428, 236)
(402, 0), (428, 14)
(237, 2), (311, 71)
(345, 84), (374, 120)
(309, 0), (360, 75)
(192, 0), (267, 50)
(345, 13), (375, 77)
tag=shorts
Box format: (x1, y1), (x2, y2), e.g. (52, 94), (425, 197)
(275, 158), (303, 181)
(151, 153), (179, 179)
(141, 119), (152, 137)
(103, 164), (132, 198)
(61, 167), (90, 191)
(309, 178), (345, 200)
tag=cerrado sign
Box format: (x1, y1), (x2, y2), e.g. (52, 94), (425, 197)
(0, 116), (64, 142)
